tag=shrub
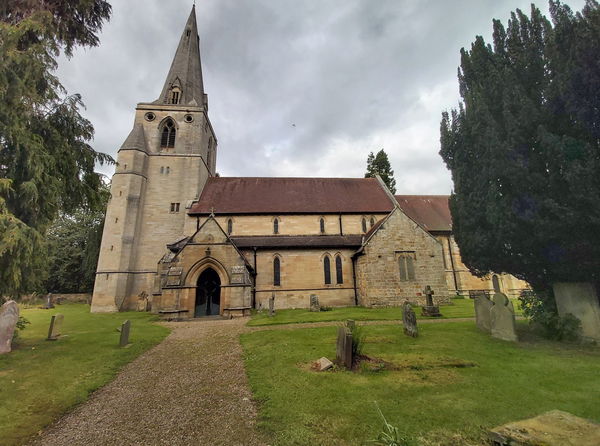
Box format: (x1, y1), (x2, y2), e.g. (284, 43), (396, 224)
(12, 316), (31, 344)
(320, 306), (333, 312)
(350, 324), (365, 359)
(519, 290), (581, 341)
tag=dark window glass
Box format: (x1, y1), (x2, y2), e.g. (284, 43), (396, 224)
(362, 218), (367, 233)
(227, 218), (233, 235)
(324, 256), (331, 284)
(320, 218), (325, 234)
(274, 218), (279, 234)
(161, 119), (176, 148)
(273, 257), (281, 286)
(370, 217), (375, 227)
(335, 255), (343, 284)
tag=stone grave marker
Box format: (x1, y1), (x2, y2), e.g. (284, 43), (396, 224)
(336, 326), (353, 369)
(421, 285), (442, 317)
(309, 294), (320, 312)
(402, 301), (418, 337)
(119, 320), (131, 347)
(0, 301), (19, 354)
(346, 319), (356, 331)
(47, 313), (64, 341)
(490, 292), (518, 342)
(268, 294), (275, 317)
(43, 293), (55, 309)
(316, 357), (333, 371)
(474, 293), (493, 333)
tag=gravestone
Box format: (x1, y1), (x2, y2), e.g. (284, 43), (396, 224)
(119, 320), (131, 347)
(402, 301), (418, 337)
(47, 314), (64, 341)
(336, 326), (353, 369)
(490, 292), (517, 342)
(346, 319), (356, 331)
(316, 357), (333, 371)
(309, 294), (320, 312)
(421, 285), (442, 317)
(0, 301), (19, 354)
(268, 294), (275, 317)
(474, 294), (493, 333)
(137, 291), (148, 312)
(43, 293), (54, 309)
(553, 282), (600, 341)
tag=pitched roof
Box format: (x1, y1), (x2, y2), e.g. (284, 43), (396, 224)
(154, 6), (205, 106)
(394, 195), (452, 232)
(231, 235), (363, 249)
(119, 124), (148, 153)
(189, 177), (395, 215)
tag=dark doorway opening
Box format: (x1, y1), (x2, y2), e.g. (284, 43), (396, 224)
(195, 268), (221, 317)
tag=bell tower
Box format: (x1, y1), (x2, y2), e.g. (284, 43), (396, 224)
(91, 6), (217, 312)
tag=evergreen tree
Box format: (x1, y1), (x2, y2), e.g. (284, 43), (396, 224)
(0, 1), (113, 297)
(365, 149), (397, 193)
(440, 1), (600, 290)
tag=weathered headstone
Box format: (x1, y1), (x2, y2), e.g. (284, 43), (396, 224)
(309, 294), (320, 312)
(47, 313), (64, 341)
(336, 326), (353, 369)
(474, 294), (493, 333)
(490, 292), (517, 342)
(137, 291), (149, 312)
(316, 357), (333, 371)
(43, 293), (55, 309)
(119, 320), (131, 347)
(0, 301), (19, 354)
(402, 302), (418, 337)
(268, 294), (275, 317)
(553, 282), (600, 341)
(345, 319), (356, 331)
(421, 285), (442, 317)
(488, 410), (600, 446)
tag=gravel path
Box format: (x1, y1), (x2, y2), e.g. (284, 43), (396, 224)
(29, 318), (266, 446)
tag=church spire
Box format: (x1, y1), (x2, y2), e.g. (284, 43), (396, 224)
(155, 5), (205, 106)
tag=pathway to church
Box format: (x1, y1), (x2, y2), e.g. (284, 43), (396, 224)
(29, 316), (475, 446)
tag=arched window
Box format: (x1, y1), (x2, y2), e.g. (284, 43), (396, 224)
(370, 217), (375, 227)
(273, 257), (281, 286)
(273, 218), (279, 234)
(335, 255), (343, 284)
(160, 119), (176, 148)
(319, 217), (325, 234)
(324, 256), (331, 285)
(227, 218), (233, 235)
(362, 217), (368, 233)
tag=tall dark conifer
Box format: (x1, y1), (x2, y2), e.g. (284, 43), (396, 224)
(440, 1), (600, 290)
(365, 149), (397, 193)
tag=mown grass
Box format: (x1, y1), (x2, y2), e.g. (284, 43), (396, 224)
(248, 298), (522, 327)
(0, 303), (170, 446)
(241, 321), (599, 445)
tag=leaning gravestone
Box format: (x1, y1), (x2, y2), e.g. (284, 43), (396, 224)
(402, 302), (418, 337)
(336, 326), (353, 369)
(268, 294), (275, 317)
(119, 320), (131, 347)
(47, 313), (64, 341)
(0, 301), (19, 354)
(490, 292), (517, 342)
(474, 293), (493, 333)
(309, 294), (320, 312)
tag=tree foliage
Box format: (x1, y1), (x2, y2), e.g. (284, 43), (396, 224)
(45, 183), (109, 294)
(0, 1), (113, 297)
(440, 1), (600, 290)
(365, 149), (397, 194)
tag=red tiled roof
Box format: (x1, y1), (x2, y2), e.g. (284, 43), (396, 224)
(189, 177), (395, 215)
(394, 195), (452, 232)
(231, 235), (363, 249)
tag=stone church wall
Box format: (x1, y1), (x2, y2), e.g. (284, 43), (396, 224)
(356, 208), (449, 307)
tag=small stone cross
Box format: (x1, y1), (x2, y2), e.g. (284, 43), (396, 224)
(424, 285), (435, 307)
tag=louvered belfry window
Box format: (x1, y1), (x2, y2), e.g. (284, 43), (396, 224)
(161, 119), (176, 148)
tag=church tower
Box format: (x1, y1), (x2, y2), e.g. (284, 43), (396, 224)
(91, 6), (217, 312)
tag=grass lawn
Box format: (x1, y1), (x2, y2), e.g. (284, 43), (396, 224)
(241, 321), (600, 445)
(0, 303), (170, 446)
(248, 298), (522, 327)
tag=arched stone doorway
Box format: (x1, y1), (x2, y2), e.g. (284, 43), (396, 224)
(195, 268), (221, 317)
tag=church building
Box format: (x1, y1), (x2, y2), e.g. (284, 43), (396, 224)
(91, 7), (527, 316)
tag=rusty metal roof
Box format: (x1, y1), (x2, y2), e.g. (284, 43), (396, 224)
(231, 235), (363, 249)
(394, 195), (452, 232)
(189, 177), (395, 215)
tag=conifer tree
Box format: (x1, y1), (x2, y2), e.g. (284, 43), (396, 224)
(440, 1), (600, 290)
(0, 1), (113, 297)
(365, 149), (397, 193)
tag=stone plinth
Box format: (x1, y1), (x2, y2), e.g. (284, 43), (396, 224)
(553, 282), (600, 341)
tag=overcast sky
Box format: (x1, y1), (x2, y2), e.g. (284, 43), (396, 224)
(57, 0), (586, 194)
